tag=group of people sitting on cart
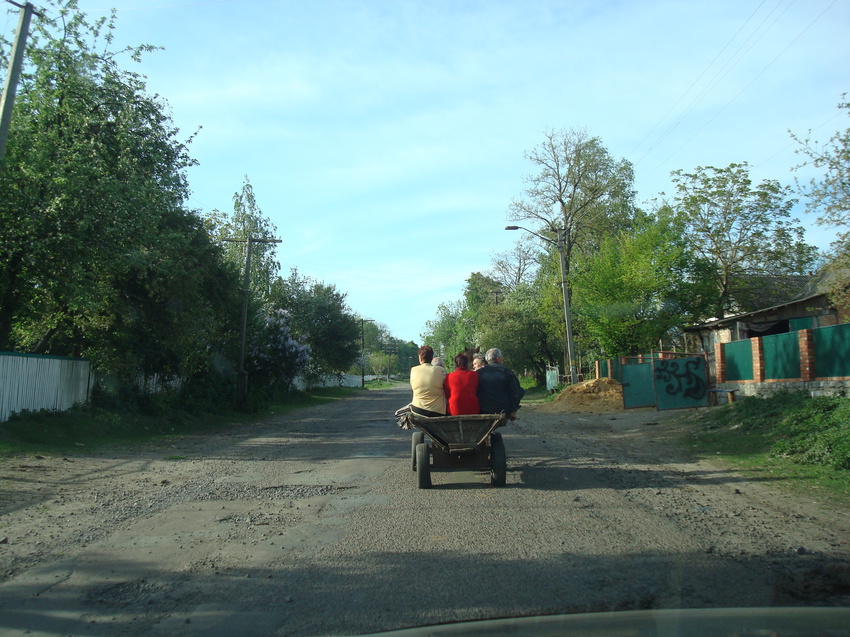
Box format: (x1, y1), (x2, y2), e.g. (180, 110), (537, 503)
(409, 345), (524, 421)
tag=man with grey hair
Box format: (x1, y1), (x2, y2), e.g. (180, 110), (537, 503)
(476, 347), (524, 420)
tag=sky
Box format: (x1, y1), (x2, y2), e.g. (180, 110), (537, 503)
(5, 0), (849, 343)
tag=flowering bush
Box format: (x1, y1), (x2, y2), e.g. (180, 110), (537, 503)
(248, 309), (311, 397)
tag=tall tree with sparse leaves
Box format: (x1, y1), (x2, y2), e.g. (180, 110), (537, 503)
(671, 162), (818, 319)
(792, 97), (850, 308)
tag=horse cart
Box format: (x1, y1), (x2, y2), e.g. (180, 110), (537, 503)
(400, 411), (508, 489)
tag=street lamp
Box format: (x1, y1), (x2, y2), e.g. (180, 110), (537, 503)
(505, 225), (578, 385)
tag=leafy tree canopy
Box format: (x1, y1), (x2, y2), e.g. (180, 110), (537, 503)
(0, 0), (236, 382)
(671, 162), (819, 319)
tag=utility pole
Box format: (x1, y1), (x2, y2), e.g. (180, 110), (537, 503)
(556, 228), (579, 385)
(359, 318), (375, 388)
(0, 2), (43, 163)
(223, 235), (282, 410)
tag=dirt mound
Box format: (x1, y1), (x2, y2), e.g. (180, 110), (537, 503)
(534, 377), (624, 413)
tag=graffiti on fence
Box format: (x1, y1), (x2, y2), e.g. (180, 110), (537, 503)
(654, 358), (707, 401)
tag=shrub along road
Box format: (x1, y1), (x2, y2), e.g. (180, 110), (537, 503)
(0, 385), (848, 636)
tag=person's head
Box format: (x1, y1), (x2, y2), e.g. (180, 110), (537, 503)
(485, 347), (502, 363)
(472, 353), (487, 370)
(432, 356), (445, 368)
(418, 345), (434, 363)
(454, 352), (469, 370)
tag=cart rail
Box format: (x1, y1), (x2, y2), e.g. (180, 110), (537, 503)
(409, 412), (506, 453)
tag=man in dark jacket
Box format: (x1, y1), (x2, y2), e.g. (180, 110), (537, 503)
(476, 347), (524, 420)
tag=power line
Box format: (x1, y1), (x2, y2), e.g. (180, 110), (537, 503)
(628, 0), (768, 163)
(653, 0), (839, 172)
(633, 0), (793, 169)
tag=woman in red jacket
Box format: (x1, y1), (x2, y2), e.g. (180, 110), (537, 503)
(443, 352), (480, 415)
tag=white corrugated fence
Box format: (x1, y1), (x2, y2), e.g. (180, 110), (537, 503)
(0, 353), (94, 422)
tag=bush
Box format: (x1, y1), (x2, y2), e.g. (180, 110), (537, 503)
(770, 394), (850, 470)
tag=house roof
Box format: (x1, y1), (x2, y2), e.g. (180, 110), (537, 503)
(729, 274), (816, 313)
(687, 272), (826, 331)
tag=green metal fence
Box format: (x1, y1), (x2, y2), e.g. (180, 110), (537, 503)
(814, 323), (850, 378)
(763, 332), (800, 380)
(724, 339), (753, 381)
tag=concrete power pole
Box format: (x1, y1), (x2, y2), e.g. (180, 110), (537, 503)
(0, 2), (41, 163)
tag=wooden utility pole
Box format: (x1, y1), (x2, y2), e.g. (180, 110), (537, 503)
(360, 318), (375, 387)
(0, 2), (42, 162)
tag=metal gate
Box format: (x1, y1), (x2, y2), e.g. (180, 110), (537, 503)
(653, 357), (709, 410)
(621, 362), (655, 408)
(621, 356), (709, 411)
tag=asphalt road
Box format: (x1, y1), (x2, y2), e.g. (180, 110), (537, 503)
(1, 384), (848, 636)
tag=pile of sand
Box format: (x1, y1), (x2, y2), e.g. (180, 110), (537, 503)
(534, 377), (624, 413)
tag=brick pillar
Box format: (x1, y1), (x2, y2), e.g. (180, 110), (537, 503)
(608, 359), (614, 379)
(752, 337), (765, 382)
(715, 341), (726, 383)
(799, 329), (815, 381)
(594, 360), (601, 380)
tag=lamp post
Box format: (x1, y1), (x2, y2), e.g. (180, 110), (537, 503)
(505, 225), (578, 385)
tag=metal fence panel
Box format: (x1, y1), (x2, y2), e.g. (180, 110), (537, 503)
(622, 362), (655, 409)
(724, 339), (753, 381)
(763, 332), (800, 380)
(813, 323), (850, 378)
(0, 353), (93, 422)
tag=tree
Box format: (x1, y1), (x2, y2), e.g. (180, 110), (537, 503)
(490, 240), (538, 292)
(0, 1), (235, 382)
(269, 269), (360, 381)
(791, 97), (850, 307)
(476, 283), (560, 382)
(205, 177), (280, 303)
(572, 210), (713, 356)
(247, 309), (311, 400)
(508, 128), (637, 277)
(670, 162), (819, 319)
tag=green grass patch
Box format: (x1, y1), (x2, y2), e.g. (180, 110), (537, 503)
(688, 391), (850, 504)
(0, 386), (358, 458)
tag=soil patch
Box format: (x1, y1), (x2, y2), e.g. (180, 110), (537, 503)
(535, 377), (625, 414)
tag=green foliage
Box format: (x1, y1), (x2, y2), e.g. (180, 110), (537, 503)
(671, 162), (819, 319)
(572, 210), (713, 355)
(269, 269), (359, 379)
(792, 97), (850, 310)
(0, 0), (239, 383)
(792, 96), (850, 241)
(696, 392), (850, 471)
(476, 283), (560, 381)
(205, 177), (281, 304)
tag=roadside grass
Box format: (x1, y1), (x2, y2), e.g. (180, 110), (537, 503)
(364, 378), (398, 389)
(687, 391), (850, 505)
(523, 384), (553, 403)
(0, 386), (358, 458)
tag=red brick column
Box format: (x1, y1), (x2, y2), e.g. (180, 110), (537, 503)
(752, 337), (765, 382)
(715, 342), (726, 383)
(594, 360), (601, 379)
(799, 329), (815, 381)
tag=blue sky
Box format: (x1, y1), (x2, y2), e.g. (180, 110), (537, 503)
(8, 0), (848, 343)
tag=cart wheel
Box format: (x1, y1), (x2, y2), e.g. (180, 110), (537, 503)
(411, 431), (424, 470)
(415, 442), (431, 489)
(490, 432), (506, 487)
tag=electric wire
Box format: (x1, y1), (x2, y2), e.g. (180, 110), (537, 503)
(654, 0), (838, 172)
(634, 0), (793, 169)
(628, 0), (768, 163)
